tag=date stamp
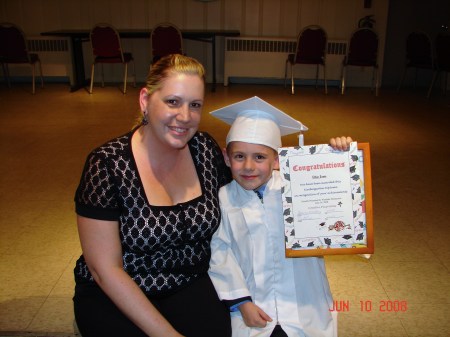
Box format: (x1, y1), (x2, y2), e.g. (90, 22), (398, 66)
(329, 300), (408, 312)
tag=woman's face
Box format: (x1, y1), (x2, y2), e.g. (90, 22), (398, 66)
(140, 73), (204, 149)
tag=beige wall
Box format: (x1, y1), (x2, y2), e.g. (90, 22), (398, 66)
(0, 0), (389, 83)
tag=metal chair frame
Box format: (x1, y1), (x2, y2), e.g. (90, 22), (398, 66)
(0, 22), (44, 94)
(284, 25), (328, 95)
(89, 23), (136, 94)
(341, 27), (379, 96)
(428, 32), (450, 98)
(397, 30), (435, 94)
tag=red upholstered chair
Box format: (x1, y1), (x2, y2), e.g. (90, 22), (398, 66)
(397, 31), (435, 93)
(340, 28), (379, 96)
(0, 22), (44, 94)
(150, 22), (183, 64)
(89, 23), (136, 94)
(284, 25), (328, 95)
(428, 32), (450, 98)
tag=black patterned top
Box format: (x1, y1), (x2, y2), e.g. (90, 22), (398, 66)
(74, 129), (231, 297)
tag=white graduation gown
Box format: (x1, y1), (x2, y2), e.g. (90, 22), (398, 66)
(209, 171), (337, 337)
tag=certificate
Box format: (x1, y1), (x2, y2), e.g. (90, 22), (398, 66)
(279, 142), (374, 257)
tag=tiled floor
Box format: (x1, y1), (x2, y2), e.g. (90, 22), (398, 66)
(0, 82), (449, 337)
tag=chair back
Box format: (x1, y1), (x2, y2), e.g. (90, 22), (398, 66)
(0, 22), (30, 63)
(90, 23), (124, 62)
(150, 22), (183, 63)
(435, 32), (450, 71)
(294, 25), (327, 64)
(405, 31), (433, 68)
(346, 28), (378, 66)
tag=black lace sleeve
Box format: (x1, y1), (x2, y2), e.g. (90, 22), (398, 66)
(74, 151), (121, 221)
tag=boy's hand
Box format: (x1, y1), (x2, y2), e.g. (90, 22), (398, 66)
(239, 302), (272, 328)
(329, 136), (353, 151)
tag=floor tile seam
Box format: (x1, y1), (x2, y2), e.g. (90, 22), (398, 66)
(369, 259), (450, 268)
(368, 258), (438, 263)
(24, 291), (51, 332)
(0, 332), (78, 337)
(0, 253), (77, 262)
(421, 231), (450, 273)
(25, 265), (74, 324)
(397, 299), (450, 304)
(396, 314), (411, 337)
(367, 258), (391, 300)
(35, 294), (73, 299)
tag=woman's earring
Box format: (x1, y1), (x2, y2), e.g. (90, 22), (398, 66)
(142, 112), (148, 125)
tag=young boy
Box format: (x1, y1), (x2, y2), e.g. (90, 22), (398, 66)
(209, 97), (351, 337)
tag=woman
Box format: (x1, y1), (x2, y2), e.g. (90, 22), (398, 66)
(73, 54), (232, 337)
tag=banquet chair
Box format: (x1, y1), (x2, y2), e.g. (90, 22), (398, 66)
(150, 22), (183, 64)
(284, 25), (328, 95)
(397, 31), (435, 93)
(341, 28), (379, 96)
(428, 32), (450, 97)
(0, 22), (44, 94)
(89, 23), (136, 94)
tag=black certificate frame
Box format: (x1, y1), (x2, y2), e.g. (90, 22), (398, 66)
(282, 143), (374, 257)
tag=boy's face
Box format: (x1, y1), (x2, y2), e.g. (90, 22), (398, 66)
(224, 141), (279, 191)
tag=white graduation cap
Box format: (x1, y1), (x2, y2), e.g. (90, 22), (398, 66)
(209, 96), (308, 150)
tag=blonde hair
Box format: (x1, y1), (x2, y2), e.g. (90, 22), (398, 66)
(134, 54), (205, 127)
(145, 54), (205, 93)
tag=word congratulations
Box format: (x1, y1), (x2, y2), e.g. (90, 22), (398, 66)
(293, 162), (345, 172)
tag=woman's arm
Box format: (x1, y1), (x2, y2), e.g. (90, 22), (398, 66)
(77, 215), (184, 337)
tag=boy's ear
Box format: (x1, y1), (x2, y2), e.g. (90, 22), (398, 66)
(222, 148), (231, 167)
(273, 155), (280, 170)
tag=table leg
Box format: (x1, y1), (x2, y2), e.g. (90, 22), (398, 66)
(184, 35), (217, 92)
(69, 36), (87, 92)
(211, 36), (216, 92)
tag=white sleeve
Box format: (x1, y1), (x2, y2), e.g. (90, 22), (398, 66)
(208, 207), (251, 301)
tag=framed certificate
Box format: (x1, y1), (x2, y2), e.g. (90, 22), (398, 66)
(279, 142), (374, 257)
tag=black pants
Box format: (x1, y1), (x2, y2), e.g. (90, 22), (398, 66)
(73, 274), (231, 337)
